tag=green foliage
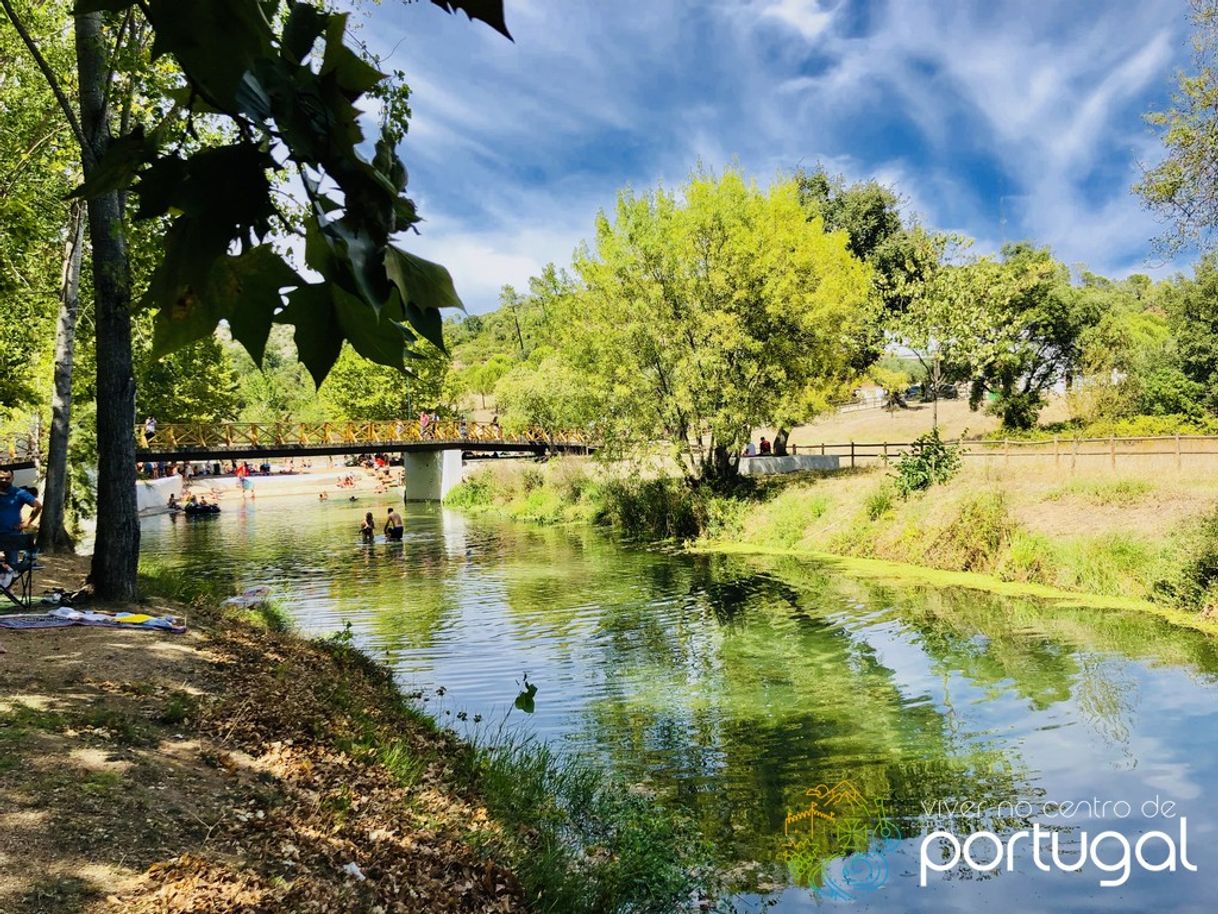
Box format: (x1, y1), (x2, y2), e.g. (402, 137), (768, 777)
(593, 478), (707, 541)
(568, 168), (873, 479)
(469, 735), (717, 914)
(1156, 505), (1218, 612)
(318, 342), (451, 420)
(890, 429), (961, 497)
(0, 0), (76, 418)
(1046, 479), (1154, 507)
(1136, 0), (1218, 251)
(63, 0), (512, 386)
(865, 483), (895, 520)
(135, 330), (241, 423)
(493, 354), (596, 436)
(931, 491), (1014, 573)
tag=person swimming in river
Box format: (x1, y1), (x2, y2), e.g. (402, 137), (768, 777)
(385, 507), (404, 541)
(360, 512), (376, 543)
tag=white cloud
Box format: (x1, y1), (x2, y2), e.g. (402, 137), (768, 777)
(348, 0), (1193, 310)
(756, 0), (837, 42)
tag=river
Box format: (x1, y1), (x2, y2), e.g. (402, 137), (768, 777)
(140, 497), (1218, 912)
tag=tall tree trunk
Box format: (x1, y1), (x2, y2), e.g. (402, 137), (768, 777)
(38, 201), (85, 553)
(773, 427), (789, 457)
(76, 12), (139, 599)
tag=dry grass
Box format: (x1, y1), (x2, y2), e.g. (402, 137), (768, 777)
(0, 555), (527, 914)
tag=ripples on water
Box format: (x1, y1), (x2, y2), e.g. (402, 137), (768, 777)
(141, 498), (1218, 912)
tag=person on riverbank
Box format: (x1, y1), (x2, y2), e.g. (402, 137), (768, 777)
(0, 469), (40, 536)
(235, 462), (255, 499)
(385, 507), (404, 541)
(759, 436), (772, 456)
(360, 512), (375, 543)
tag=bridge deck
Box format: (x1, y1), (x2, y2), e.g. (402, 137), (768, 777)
(135, 420), (591, 463)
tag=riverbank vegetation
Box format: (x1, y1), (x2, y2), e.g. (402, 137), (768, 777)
(446, 458), (1218, 618)
(0, 555), (718, 914)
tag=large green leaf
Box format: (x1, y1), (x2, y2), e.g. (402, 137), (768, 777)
(68, 127), (151, 200)
(321, 13), (385, 96)
(208, 247), (302, 366)
(430, 0), (511, 39)
(133, 154), (187, 220)
(384, 246), (464, 350)
(277, 284), (343, 387)
(332, 285), (408, 369)
(282, 2), (327, 65)
(146, 0), (275, 110)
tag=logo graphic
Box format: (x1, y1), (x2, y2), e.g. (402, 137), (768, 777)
(783, 780), (901, 901)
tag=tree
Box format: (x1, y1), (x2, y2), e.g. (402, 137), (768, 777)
(966, 244), (1099, 430)
(1136, 0), (1218, 251)
(460, 353), (513, 409)
(493, 352), (596, 438)
(134, 333), (241, 424)
(1160, 254), (1218, 413)
(568, 169), (872, 482)
(319, 343), (450, 420)
(885, 234), (966, 429)
(794, 166), (942, 448)
(2, 0), (511, 598)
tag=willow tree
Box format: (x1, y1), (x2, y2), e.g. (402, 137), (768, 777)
(2, 0), (509, 597)
(567, 170), (872, 483)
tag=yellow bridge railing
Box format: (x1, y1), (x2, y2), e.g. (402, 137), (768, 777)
(135, 420), (592, 451)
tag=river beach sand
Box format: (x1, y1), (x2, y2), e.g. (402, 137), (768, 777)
(0, 551), (525, 914)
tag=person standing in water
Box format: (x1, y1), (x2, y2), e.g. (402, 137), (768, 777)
(384, 507), (404, 541)
(360, 512), (375, 543)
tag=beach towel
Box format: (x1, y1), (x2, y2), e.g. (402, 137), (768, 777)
(0, 613), (75, 629)
(0, 609), (186, 634)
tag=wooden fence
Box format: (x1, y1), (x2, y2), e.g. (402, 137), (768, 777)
(789, 435), (1218, 472)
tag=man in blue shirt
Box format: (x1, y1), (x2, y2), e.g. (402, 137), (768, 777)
(0, 469), (40, 536)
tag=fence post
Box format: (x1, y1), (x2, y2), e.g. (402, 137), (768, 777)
(850, 441), (855, 469)
(1071, 438), (1079, 475)
(1054, 435), (1059, 467)
(1004, 438), (1010, 468)
(882, 441), (888, 461)
(1110, 435), (1116, 472)
(1176, 433), (1182, 471)
(820, 442), (825, 456)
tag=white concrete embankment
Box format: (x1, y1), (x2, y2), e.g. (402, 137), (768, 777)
(739, 455), (841, 475)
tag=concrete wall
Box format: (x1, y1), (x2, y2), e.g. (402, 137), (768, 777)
(403, 449), (463, 501)
(137, 475), (183, 515)
(739, 454), (840, 476)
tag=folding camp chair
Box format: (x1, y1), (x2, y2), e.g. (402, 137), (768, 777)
(0, 533), (38, 609)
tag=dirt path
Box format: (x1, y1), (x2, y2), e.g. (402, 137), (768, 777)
(0, 555), (524, 914)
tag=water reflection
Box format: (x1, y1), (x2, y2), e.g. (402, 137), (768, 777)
(140, 500), (1218, 910)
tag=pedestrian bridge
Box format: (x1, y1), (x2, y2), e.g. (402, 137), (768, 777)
(135, 420), (594, 501)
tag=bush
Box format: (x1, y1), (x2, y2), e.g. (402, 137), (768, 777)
(1000, 531), (1057, 584)
(594, 478), (703, 540)
(931, 491), (1014, 572)
(1156, 506), (1218, 613)
(469, 736), (719, 914)
(444, 471), (495, 508)
(864, 483), (895, 520)
(891, 428), (961, 498)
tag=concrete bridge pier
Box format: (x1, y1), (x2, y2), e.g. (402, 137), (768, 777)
(402, 448), (463, 502)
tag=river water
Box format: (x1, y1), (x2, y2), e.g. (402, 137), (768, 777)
(140, 498), (1218, 912)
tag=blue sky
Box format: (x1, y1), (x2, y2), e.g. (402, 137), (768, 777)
(353, 0), (1193, 314)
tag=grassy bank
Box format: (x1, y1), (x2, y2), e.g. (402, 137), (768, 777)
(446, 459), (1218, 623)
(1, 557), (717, 914)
